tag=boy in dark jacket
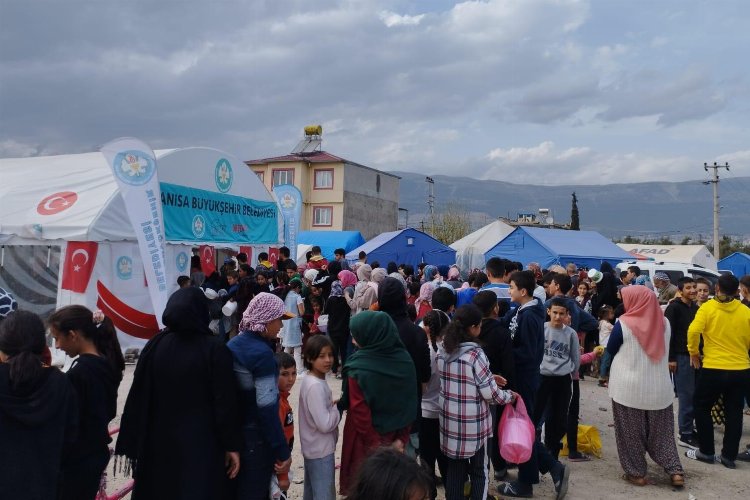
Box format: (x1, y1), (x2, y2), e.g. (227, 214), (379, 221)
(498, 271), (570, 499)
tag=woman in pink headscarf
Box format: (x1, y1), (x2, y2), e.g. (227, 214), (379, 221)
(606, 285), (685, 488)
(414, 283), (434, 321)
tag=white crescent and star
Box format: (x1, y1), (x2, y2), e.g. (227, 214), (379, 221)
(203, 247), (213, 264)
(43, 196), (70, 211)
(71, 249), (89, 272)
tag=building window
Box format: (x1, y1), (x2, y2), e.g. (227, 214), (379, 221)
(313, 206), (333, 226)
(272, 168), (294, 187)
(314, 169), (334, 189)
(254, 170), (264, 182)
(376, 174), (381, 193)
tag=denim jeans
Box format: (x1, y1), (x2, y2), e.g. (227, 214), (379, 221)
(237, 428), (274, 500)
(599, 351), (612, 378)
(673, 354), (696, 436)
(303, 453), (336, 500)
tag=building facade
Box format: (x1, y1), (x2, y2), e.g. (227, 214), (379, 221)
(246, 151), (400, 240)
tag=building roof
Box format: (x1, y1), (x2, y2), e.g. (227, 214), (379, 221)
(245, 151), (400, 179)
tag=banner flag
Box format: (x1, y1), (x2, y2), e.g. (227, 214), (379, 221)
(61, 241), (98, 293)
(101, 138), (169, 328)
(199, 245), (216, 276)
(273, 185), (303, 261)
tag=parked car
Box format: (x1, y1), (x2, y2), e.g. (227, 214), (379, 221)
(616, 261), (721, 287)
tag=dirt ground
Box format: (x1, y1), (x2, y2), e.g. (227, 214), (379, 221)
(111, 365), (749, 500)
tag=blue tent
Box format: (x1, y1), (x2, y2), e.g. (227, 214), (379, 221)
(485, 227), (633, 270)
(718, 252), (750, 277)
(345, 228), (456, 269)
(296, 231), (365, 261)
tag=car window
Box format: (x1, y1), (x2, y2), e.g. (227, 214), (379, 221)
(665, 271), (684, 283)
(690, 269), (719, 287)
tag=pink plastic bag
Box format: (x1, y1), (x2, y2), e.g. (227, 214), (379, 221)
(498, 398), (535, 464)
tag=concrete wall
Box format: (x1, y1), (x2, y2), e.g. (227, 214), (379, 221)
(343, 165), (399, 239)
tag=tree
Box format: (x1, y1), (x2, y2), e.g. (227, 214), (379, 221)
(427, 202), (472, 244)
(570, 192), (580, 230)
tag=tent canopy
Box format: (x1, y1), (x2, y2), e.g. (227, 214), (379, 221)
(345, 228), (456, 269)
(616, 244), (717, 270)
(296, 231), (365, 261)
(717, 252), (750, 277)
(0, 148), (277, 245)
(485, 227), (632, 270)
(450, 220), (514, 272)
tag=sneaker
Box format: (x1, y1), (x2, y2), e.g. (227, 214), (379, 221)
(685, 448), (715, 464)
(718, 455), (736, 469)
(497, 480), (533, 498)
(493, 467), (507, 481)
(551, 463), (571, 500)
(678, 434), (699, 449)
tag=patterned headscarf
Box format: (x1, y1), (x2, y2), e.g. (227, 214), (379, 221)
(635, 274), (654, 290)
(239, 292), (291, 332)
(423, 265), (438, 282)
(338, 270), (358, 289)
(447, 266), (461, 280)
(330, 280), (344, 298)
(415, 282), (434, 309)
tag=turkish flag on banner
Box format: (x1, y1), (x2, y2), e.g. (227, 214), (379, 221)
(268, 247), (279, 267)
(200, 245), (216, 275)
(239, 245), (252, 264)
(61, 241), (99, 293)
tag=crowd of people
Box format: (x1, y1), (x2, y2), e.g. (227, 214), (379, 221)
(0, 246), (749, 500)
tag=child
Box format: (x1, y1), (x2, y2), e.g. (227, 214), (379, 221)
(47, 306), (125, 500)
(323, 280), (351, 377)
(299, 335), (341, 500)
(346, 448), (432, 500)
(275, 352), (297, 496)
(534, 298), (580, 459)
(420, 309), (451, 499)
(597, 305), (615, 387)
(438, 304), (518, 500)
(282, 278), (305, 373)
(309, 296), (323, 335)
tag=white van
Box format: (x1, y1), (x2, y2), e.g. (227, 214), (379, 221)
(616, 261), (721, 287)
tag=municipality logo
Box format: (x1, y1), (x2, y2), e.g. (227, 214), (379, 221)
(192, 215), (206, 238)
(280, 192), (297, 210)
(116, 256), (133, 280)
(176, 251), (189, 273)
(113, 150), (156, 186)
(215, 158), (233, 193)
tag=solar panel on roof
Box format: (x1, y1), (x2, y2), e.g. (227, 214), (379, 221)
(291, 138), (321, 154)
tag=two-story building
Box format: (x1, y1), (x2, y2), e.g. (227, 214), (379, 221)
(246, 141), (400, 240)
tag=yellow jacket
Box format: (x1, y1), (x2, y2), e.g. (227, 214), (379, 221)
(687, 298), (750, 370)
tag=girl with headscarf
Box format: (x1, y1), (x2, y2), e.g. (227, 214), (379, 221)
(227, 292), (296, 499)
(606, 285), (685, 488)
(422, 265), (438, 284)
(338, 311), (418, 494)
(415, 283), (434, 320)
(324, 281), (351, 377)
(347, 264), (377, 315)
(116, 287), (242, 499)
(446, 266), (463, 289)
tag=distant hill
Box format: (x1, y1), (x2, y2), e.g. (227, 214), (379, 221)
(392, 171), (750, 240)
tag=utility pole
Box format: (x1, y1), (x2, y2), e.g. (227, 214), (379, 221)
(425, 176), (435, 235)
(703, 162), (730, 260)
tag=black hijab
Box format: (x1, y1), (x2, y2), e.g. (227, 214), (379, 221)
(162, 287), (212, 336)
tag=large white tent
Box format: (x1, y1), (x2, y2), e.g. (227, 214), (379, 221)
(450, 220), (514, 272)
(0, 147), (281, 352)
(616, 244), (717, 270)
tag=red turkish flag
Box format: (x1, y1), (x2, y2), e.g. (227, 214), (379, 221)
(268, 247), (279, 267)
(239, 245), (252, 265)
(61, 241), (98, 293)
(199, 245), (216, 275)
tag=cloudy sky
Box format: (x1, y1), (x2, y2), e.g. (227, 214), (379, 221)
(2, 0), (749, 185)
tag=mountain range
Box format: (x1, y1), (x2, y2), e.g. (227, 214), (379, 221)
(392, 171), (750, 240)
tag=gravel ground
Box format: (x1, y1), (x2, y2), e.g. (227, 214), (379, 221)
(109, 364), (749, 499)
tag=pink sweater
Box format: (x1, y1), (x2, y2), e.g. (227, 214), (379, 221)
(572, 350), (598, 381)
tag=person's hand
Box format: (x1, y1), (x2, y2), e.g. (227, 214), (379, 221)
(493, 374), (507, 387)
(689, 355), (702, 370)
(278, 477), (290, 491)
(391, 439), (405, 453)
(668, 361), (677, 374)
(509, 391), (520, 403)
(593, 345), (605, 357)
(225, 451), (240, 479)
(275, 457), (292, 474)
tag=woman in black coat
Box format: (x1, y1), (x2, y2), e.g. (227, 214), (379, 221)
(116, 287), (242, 499)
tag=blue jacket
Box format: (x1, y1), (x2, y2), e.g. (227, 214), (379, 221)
(227, 332), (291, 462)
(501, 298), (546, 376)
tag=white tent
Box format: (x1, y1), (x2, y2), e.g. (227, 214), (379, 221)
(616, 244), (718, 270)
(450, 220), (515, 272)
(0, 147), (282, 352)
